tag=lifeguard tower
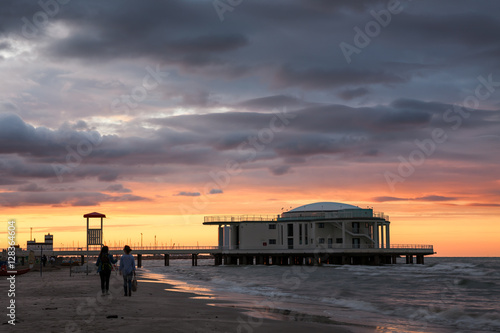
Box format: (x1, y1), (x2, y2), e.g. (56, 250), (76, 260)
(84, 212), (106, 273)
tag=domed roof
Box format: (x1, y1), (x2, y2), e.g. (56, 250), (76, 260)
(288, 202), (360, 212)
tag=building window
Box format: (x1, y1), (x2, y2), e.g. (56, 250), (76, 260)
(305, 224), (308, 245)
(336, 238), (343, 244)
(352, 222), (360, 234)
(269, 224), (276, 230)
(299, 224), (303, 245)
(319, 238), (325, 244)
(287, 224), (294, 237)
(352, 238), (360, 249)
(281, 226), (284, 245)
(328, 238), (333, 248)
(318, 223), (325, 228)
(269, 239), (276, 245)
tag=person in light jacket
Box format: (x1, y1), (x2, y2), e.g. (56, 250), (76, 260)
(119, 245), (136, 297)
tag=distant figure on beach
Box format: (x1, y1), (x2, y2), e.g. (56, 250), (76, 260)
(96, 246), (117, 296)
(119, 245), (136, 297)
(42, 255), (47, 267)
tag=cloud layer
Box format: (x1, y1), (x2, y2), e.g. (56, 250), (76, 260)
(0, 0), (499, 209)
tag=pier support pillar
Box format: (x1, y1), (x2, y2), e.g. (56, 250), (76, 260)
(416, 255), (424, 265)
(192, 254), (198, 266)
(164, 254), (170, 266)
(410, 255), (414, 264)
(392, 255), (398, 264)
(314, 256), (321, 266)
(405, 255), (410, 264)
(81, 255), (84, 266)
(137, 254), (142, 268)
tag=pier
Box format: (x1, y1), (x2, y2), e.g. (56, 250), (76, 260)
(8, 244), (433, 267)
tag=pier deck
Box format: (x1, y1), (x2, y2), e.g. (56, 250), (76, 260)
(4, 244), (434, 267)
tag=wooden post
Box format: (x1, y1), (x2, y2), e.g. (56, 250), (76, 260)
(137, 254), (142, 268)
(81, 254), (84, 266)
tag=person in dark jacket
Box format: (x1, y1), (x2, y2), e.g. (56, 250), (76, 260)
(96, 246), (117, 296)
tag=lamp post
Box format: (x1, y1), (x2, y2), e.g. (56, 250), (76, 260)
(141, 233), (143, 248)
(154, 235), (156, 248)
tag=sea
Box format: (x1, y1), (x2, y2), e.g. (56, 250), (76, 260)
(140, 257), (500, 333)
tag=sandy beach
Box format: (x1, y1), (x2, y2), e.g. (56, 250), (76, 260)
(0, 267), (373, 333)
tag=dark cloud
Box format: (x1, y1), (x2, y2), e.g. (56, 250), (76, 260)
(2, 101), (499, 188)
(466, 203), (500, 207)
(372, 196), (407, 202)
(417, 195), (457, 202)
(175, 191), (201, 197)
(392, 13), (500, 48)
(209, 189), (223, 194)
(269, 165), (291, 176)
(18, 183), (45, 192)
(273, 65), (407, 90)
(0, 191), (149, 207)
(373, 196), (458, 202)
(338, 88), (370, 101)
(238, 95), (309, 111)
(104, 184), (131, 193)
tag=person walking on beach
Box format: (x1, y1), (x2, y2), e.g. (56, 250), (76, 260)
(96, 246), (117, 296)
(119, 245), (136, 297)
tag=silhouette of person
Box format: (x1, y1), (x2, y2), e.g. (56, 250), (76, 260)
(96, 246), (117, 296)
(119, 245), (136, 297)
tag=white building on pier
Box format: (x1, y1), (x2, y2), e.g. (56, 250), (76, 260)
(204, 202), (392, 251)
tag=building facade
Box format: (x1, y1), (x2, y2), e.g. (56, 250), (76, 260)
(27, 233), (54, 251)
(205, 202), (391, 251)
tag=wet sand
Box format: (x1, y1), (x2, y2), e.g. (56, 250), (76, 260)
(0, 267), (375, 333)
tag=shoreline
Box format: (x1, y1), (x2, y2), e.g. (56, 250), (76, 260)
(0, 267), (375, 333)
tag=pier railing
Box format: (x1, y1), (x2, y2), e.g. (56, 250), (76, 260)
(204, 212), (390, 223)
(49, 245), (221, 252)
(204, 215), (278, 223)
(387, 244), (433, 249)
(2, 244), (433, 254)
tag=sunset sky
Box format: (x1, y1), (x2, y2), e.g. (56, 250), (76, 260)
(1, 0), (499, 256)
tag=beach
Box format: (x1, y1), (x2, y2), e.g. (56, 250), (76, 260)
(2, 257), (498, 333)
(0, 267), (365, 333)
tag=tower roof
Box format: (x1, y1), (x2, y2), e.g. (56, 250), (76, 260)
(83, 212), (106, 218)
(288, 202), (360, 212)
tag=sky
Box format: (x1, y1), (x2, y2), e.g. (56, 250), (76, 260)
(0, 0), (499, 256)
